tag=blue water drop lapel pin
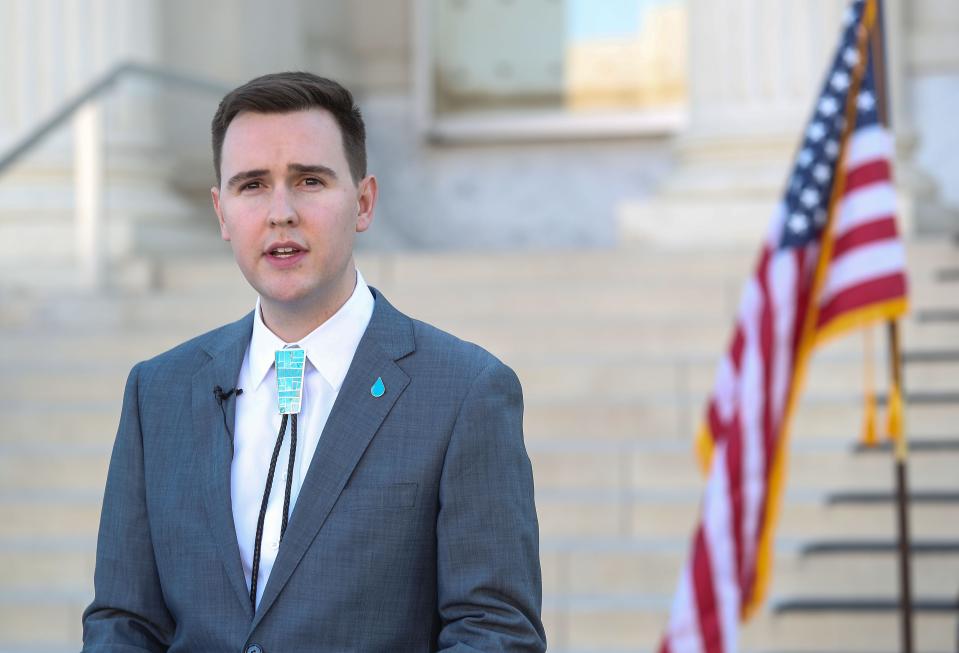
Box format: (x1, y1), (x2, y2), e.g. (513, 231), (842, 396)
(370, 376), (385, 398)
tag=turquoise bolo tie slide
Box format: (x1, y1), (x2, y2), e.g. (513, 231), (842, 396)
(275, 346), (306, 414)
(251, 344), (306, 610)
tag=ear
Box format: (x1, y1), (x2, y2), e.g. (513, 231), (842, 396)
(211, 185), (230, 241)
(355, 175), (378, 233)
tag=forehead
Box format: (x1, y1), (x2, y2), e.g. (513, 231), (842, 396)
(220, 109), (347, 172)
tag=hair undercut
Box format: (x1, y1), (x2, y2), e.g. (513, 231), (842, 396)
(211, 71), (367, 186)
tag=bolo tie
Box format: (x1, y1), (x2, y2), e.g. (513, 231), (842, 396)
(249, 344), (306, 611)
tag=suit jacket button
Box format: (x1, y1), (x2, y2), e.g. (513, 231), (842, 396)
(246, 645), (263, 653)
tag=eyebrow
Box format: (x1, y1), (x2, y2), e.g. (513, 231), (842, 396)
(288, 163), (337, 179)
(226, 169), (268, 190)
(226, 164), (338, 190)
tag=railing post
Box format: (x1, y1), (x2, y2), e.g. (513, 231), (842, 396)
(73, 100), (105, 289)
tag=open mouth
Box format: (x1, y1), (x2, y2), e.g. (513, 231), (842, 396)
(269, 246), (302, 259)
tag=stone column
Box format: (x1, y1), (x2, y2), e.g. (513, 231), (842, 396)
(158, 0), (308, 192)
(0, 0), (163, 159)
(0, 0), (195, 288)
(897, 0), (959, 231)
(619, 0), (920, 245)
(685, 0), (845, 143)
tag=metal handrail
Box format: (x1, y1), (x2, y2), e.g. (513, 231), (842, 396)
(0, 61), (230, 290)
(0, 60), (229, 176)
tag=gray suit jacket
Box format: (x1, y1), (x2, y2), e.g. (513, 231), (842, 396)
(82, 288), (546, 652)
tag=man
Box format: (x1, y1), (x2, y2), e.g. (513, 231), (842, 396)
(82, 72), (546, 652)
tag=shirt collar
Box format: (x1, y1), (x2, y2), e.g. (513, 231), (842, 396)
(248, 269), (375, 393)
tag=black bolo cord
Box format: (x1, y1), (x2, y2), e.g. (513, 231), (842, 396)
(249, 412), (297, 611)
(281, 413), (297, 538)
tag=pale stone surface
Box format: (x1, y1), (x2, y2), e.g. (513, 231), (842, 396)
(913, 75), (959, 210)
(362, 93), (674, 249)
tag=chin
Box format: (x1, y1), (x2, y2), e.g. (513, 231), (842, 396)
(261, 289), (314, 306)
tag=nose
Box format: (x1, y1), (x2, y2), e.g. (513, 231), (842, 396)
(268, 187), (298, 227)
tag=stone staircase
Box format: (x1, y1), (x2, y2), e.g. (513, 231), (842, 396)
(1, 242), (957, 652)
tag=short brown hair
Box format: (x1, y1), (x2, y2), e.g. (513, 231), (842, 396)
(211, 72), (367, 185)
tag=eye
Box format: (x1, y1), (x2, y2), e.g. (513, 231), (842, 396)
(239, 181), (263, 191)
(302, 177), (324, 187)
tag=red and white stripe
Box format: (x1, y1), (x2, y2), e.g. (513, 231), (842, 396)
(818, 124), (907, 330)
(658, 124), (906, 652)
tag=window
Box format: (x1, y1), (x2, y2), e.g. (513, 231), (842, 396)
(418, 0), (688, 140)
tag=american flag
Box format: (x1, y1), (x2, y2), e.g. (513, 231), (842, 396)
(659, 1), (908, 651)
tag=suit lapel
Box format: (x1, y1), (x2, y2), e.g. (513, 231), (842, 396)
(193, 311), (255, 620)
(251, 288), (414, 630)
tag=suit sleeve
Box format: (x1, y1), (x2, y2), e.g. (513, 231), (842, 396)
(436, 359), (547, 652)
(81, 362), (174, 652)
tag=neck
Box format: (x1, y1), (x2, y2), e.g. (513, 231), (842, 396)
(259, 269), (358, 342)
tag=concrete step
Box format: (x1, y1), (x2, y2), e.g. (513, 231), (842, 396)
(936, 266), (959, 282)
(909, 280), (959, 305)
(1, 405), (122, 446)
(3, 434), (954, 497)
(0, 539), (95, 593)
(518, 352), (958, 400)
(0, 591), (86, 652)
(3, 588), (954, 653)
(856, 438), (959, 454)
(741, 610), (955, 653)
(790, 399), (959, 441)
(523, 394), (959, 440)
(1, 538), (953, 653)
(0, 368), (130, 403)
(529, 444), (959, 493)
(0, 298), (959, 364)
(151, 240), (959, 291)
(0, 332), (190, 365)
(4, 487), (955, 542)
(1, 341), (956, 409)
(904, 358), (959, 394)
(542, 601), (956, 652)
(2, 437), (955, 520)
(534, 492), (959, 540)
(540, 543), (959, 599)
(0, 286), (733, 334)
(0, 446), (110, 493)
(800, 537), (959, 556)
(159, 250), (757, 293)
(2, 391), (956, 447)
(6, 290), (257, 333)
(5, 238), (956, 317)
(772, 554), (959, 599)
(2, 344), (956, 408)
(388, 281), (740, 321)
(5, 251), (956, 330)
(6, 235), (953, 303)
(0, 492), (102, 539)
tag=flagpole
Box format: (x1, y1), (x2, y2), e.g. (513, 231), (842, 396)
(887, 319), (913, 653)
(869, 1), (914, 650)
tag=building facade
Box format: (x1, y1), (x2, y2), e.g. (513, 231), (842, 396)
(0, 0), (956, 272)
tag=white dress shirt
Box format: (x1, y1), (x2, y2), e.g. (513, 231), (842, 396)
(231, 269), (375, 609)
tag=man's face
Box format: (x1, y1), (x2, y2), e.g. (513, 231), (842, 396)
(212, 109), (375, 316)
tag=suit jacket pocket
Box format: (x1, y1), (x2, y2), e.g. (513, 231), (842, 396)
(338, 482), (418, 511)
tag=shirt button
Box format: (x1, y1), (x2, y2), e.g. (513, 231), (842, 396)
(246, 645), (263, 653)
(280, 472), (288, 481)
(271, 540), (279, 551)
